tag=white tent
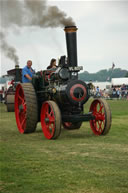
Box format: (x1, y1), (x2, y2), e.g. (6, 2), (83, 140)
(111, 78), (128, 86)
(92, 82), (111, 90)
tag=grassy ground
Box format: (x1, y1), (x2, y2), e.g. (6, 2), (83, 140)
(0, 99), (128, 193)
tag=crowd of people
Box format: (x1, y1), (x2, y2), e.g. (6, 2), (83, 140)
(110, 84), (128, 99)
(91, 84), (128, 100)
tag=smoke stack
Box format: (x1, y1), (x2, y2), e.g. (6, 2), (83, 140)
(15, 64), (20, 82)
(64, 26), (78, 67)
(15, 64), (19, 69)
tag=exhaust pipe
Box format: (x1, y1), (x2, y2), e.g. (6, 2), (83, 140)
(64, 26), (78, 67)
(15, 64), (20, 82)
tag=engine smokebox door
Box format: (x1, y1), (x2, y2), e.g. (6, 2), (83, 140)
(66, 80), (89, 105)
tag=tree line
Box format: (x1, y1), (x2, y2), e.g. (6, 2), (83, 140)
(79, 68), (128, 82)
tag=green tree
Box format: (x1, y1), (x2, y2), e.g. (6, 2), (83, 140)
(125, 72), (128, 77)
(79, 68), (128, 82)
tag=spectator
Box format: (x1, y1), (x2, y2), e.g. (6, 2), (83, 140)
(96, 86), (100, 97)
(112, 87), (117, 98)
(117, 88), (120, 99)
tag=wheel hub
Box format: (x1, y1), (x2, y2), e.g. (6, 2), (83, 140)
(45, 118), (49, 123)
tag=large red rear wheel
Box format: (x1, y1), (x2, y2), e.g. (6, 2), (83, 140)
(15, 83), (38, 133)
(40, 101), (61, 140)
(89, 98), (111, 135)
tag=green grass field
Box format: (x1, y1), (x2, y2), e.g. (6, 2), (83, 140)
(0, 99), (128, 193)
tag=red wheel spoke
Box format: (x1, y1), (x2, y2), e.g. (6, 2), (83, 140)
(21, 117), (26, 128)
(98, 121), (103, 132)
(46, 104), (49, 113)
(22, 102), (26, 111)
(98, 120), (100, 128)
(46, 112), (49, 117)
(18, 95), (24, 102)
(46, 124), (50, 131)
(46, 107), (54, 123)
(49, 116), (55, 123)
(96, 122), (98, 131)
(49, 123), (54, 129)
(99, 105), (103, 113)
(49, 110), (53, 117)
(46, 105), (52, 117)
(93, 120), (96, 129)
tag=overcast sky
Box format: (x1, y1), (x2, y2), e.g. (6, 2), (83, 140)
(0, 0), (128, 76)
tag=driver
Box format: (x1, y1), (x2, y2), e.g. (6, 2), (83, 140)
(22, 60), (35, 83)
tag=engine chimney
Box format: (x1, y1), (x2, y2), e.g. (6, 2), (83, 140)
(15, 64), (20, 82)
(64, 26), (78, 67)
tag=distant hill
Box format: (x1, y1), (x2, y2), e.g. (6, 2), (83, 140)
(79, 68), (128, 82)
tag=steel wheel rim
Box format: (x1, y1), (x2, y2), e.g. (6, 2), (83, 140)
(15, 84), (26, 133)
(41, 102), (55, 139)
(90, 100), (105, 135)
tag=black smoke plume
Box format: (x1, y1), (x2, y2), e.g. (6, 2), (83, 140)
(0, 32), (19, 65)
(0, 0), (75, 28)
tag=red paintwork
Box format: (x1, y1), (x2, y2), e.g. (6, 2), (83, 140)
(44, 70), (55, 82)
(70, 84), (87, 102)
(15, 84), (26, 133)
(90, 99), (105, 135)
(40, 102), (55, 139)
(63, 122), (72, 128)
(10, 80), (14, 86)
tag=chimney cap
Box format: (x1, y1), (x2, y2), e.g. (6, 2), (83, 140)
(15, 64), (19, 69)
(64, 26), (78, 33)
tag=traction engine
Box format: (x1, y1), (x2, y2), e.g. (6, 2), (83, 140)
(15, 26), (111, 140)
(5, 65), (21, 112)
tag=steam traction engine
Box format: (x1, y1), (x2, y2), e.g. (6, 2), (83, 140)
(15, 26), (111, 140)
(5, 65), (22, 112)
